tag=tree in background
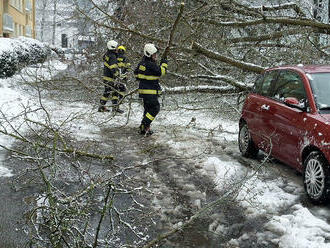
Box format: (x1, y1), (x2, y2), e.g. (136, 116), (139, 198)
(5, 1), (330, 247)
(72, 0), (330, 94)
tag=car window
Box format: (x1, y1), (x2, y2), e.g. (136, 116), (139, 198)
(309, 72), (330, 111)
(271, 70), (306, 101)
(252, 75), (263, 93)
(256, 71), (278, 96)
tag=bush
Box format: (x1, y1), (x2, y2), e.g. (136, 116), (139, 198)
(0, 50), (18, 78)
(17, 37), (51, 64)
(0, 37), (52, 78)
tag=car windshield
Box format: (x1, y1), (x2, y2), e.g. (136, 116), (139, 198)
(308, 72), (330, 113)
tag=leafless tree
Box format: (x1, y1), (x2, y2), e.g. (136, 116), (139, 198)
(73, 0), (330, 94)
(4, 1), (330, 247)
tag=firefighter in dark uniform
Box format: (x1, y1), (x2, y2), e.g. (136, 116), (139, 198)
(117, 45), (131, 79)
(134, 43), (168, 135)
(98, 40), (121, 113)
(114, 45), (131, 113)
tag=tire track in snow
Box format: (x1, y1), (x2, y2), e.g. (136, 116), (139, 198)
(133, 128), (265, 247)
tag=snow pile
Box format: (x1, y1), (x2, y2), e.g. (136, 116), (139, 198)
(0, 60), (68, 177)
(204, 157), (245, 188)
(0, 76), (26, 177)
(206, 154), (330, 247)
(263, 204), (330, 248)
(0, 37), (51, 78)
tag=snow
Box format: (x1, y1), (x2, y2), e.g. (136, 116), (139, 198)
(0, 39), (15, 53)
(264, 205), (330, 248)
(202, 156), (330, 247)
(0, 36), (47, 54)
(0, 163), (13, 177)
(0, 77), (30, 177)
(0, 59), (68, 177)
(1, 57), (330, 247)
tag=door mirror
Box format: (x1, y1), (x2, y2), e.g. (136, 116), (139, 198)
(284, 97), (299, 105)
(284, 97), (307, 111)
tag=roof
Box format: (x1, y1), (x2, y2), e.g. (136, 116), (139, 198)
(266, 64), (330, 74)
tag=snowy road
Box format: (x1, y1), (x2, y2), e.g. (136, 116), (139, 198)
(1, 60), (330, 247)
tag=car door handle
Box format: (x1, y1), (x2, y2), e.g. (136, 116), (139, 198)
(261, 104), (270, 110)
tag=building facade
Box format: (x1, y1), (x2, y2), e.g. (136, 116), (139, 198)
(36, 0), (94, 49)
(0, 0), (36, 38)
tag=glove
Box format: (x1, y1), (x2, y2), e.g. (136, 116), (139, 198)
(118, 83), (127, 92)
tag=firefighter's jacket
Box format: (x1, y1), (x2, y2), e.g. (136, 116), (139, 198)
(117, 52), (131, 75)
(134, 56), (168, 98)
(103, 50), (119, 83)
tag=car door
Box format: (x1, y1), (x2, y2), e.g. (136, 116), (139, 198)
(244, 70), (279, 151)
(266, 70), (309, 168)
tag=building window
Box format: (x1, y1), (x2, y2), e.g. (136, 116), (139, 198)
(20, 25), (23, 36)
(25, 0), (32, 13)
(25, 25), (32, 37)
(10, 0), (23, 12)
(62, 34), (68, 48)
(3, 13), (14, 33)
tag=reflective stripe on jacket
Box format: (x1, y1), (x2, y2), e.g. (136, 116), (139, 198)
(103, 50), (118, 80)
(117, 56), (131, 74)
(134, 56), (168, 97)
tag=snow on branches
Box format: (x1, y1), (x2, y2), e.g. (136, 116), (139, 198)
(0, 37), (51, 78)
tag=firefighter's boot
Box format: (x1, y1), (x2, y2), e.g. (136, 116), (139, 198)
(145, 127), (154, 136)
(139, 124), (146, 135)
(139, 124), (153, 136)
(98, 105), (110, 112)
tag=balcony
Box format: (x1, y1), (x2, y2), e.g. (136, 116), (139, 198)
(3, 13), (14, 33)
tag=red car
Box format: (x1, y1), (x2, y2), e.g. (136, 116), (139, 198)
(239, 65), (330, 204)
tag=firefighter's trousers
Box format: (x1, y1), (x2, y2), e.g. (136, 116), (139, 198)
(141, 95), (160, 128)
(100, 81), (126, 106)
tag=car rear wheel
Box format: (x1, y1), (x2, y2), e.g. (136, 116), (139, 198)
(238, 122), (259, 158)
(303, 151), (330, 204)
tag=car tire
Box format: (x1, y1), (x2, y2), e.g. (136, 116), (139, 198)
(238, 122), (259, 158)
(303, 151), (330, 204)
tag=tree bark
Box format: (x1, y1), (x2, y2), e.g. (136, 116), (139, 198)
(162, 2), (185, 59)
(191, 42), (265, 74)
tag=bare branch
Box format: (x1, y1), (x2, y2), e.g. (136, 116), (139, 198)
(227, 28), (308, 43)
(193, 16), (330, 35)
(162, 2), (185, 59)
(245, 2), (306, 17)
(191, 42), (265, 73)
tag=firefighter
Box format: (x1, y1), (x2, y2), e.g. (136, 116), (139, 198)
(98, 40), (122, 113)
(114, 45), (131, 112)
(134, 43), (168, 135)
(117, 45), (131, 80)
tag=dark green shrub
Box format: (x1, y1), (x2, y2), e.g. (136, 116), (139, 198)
(0, 37), (51, 78)
(0, 49), (18, 78)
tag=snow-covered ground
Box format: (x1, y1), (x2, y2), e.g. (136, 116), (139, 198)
(1, 59), (330, 247)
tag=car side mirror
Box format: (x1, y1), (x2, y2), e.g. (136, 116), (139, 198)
(284, 97), (307, 111)
(284, 97), (299, 105)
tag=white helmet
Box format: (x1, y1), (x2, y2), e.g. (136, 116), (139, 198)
(144, 43), (158, 57)
(107, 40), (118, 50)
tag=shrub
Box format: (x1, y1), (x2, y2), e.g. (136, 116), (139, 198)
(17, 37), (51, 64)
(0, 37), (52, 78)
(0, 49), (18, 78)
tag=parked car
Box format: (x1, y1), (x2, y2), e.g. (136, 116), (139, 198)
(239, 65), (330, 204)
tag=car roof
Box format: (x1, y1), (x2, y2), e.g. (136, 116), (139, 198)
(267, 65), (330, 74)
